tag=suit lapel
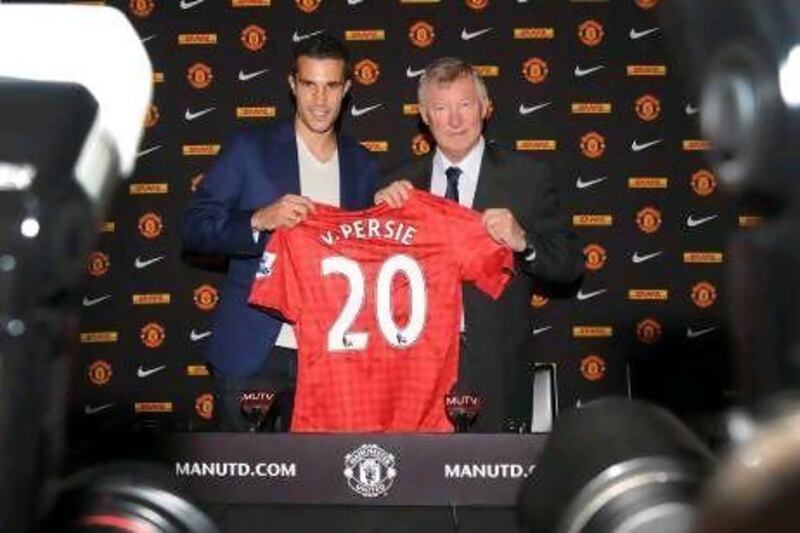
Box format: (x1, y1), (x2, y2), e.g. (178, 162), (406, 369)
(338, 137), (358, 210)
(270, 121), (301, 196)
(471, 143), (502, 211)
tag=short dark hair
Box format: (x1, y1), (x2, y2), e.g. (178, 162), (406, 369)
(291, 31), (350, 79)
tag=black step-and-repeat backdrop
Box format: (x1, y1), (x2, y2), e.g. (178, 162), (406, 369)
(50, 0), (753, 434)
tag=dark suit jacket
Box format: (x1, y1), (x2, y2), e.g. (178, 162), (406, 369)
(385, 142), (583, 431)
(181, 120), (380, 377)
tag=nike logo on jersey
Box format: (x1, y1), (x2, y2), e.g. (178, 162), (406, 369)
(83, 294), (112, 307)
(238, 68), (269, 82)
(574, 64), (605, 78)
(461, 28), (493, 41)
(137, 364), (167, 378)
(134, 255), (165, 269)
(519, 102), (552, 115)
(686, 214), (718, 228)
(576, 288), (608, 301)
(631, 251), (662, 264)
(575, 175), (608, 189)
(184, 107), (216, 121)
(631, 138), (663, 152)
(351, 103), (383, 118)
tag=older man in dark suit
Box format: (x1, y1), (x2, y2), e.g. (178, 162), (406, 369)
(376, 56), (582, 432)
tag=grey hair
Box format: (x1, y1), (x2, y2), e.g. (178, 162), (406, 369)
(417, 57), (489, 108)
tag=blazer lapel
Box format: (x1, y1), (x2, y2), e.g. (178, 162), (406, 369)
(338, 137), (358, 210)
(270, 121), (301, 196)
(471, 143), (502, 211)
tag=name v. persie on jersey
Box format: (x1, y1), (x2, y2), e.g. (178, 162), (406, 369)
(319, 217), (418, 247)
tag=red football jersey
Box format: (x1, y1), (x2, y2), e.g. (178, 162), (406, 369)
(248, 190), (514, 432)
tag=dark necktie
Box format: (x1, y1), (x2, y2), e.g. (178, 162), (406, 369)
(445, 166), (462, 203)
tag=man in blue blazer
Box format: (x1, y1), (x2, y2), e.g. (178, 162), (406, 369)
(181, 33), (379, 431)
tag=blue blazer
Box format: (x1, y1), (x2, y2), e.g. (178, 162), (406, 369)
(181, 121), (380, 377)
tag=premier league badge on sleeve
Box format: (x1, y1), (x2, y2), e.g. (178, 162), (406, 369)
(256, 251), (276, 278)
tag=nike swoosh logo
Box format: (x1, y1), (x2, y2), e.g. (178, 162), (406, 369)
(631, 139), (663, 152)
(629, 27), (659, 40)
(631, 251), (663, 264)
(239, 68), (269, 82)
(687, 326), (717, 339)
(137, 364), (167, 378)
(574, 65), (605, 78)
(461, 28), (493, 41)
(406, 66), (425, 78)
(141, 34), (157, 44)
(180, 0), (206, 9)
(533, 325), (553, 335)
(184, 107), (216, 121)
(351, 103), (384, 118)
(84, 403), (114, 415)
(137, 145), (162, 158)
(577, 288), (608, 301)
(134, 255), (165, 269)
(348, 0), (365, 4)
(83, 294), (112, 307)
(292, 29), (324, 43)
(190, 329), (212, 342)
(686, 214), (719, 228)
(685, 103), (699, 115)
(576, 175), (608, 189)
(519, 102), (552, 115)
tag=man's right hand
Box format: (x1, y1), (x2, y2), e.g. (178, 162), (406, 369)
(374, 179), (413, 208)
(250, 194), (315, 231)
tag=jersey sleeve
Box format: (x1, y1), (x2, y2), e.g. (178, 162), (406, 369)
(446, 202), (515, 299)
(248, 229), (303, 322)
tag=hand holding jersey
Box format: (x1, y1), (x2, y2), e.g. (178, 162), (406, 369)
(248, 190), (514, 432)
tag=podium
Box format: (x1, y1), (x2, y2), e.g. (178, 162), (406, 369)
(151, 433), (548, 506)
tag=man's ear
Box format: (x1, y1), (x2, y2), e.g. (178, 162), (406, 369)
(480, 98), (491, 120)
(288, 74), (297, 95)
(343, 79), (351, 95)
(419, 106), (430, 125)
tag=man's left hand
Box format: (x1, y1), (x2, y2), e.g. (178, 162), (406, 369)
(482, 208), (526, 252)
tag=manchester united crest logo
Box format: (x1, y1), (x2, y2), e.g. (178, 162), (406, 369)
(531, 294), (549, 308)
(636, 206), (662, 234)
(580, 355), (606, 381)
(409, 21), (435, 48)
(144, 104), (160, 128)
(637, 318), (662, 344)
(193, 284), (220, 311)
(353, 59), (380, 86)
(195, 393), (214, 420)
(584, 244), (607, 271)
(87, 251), (110, 277)
(691, 169), (717, 196)
(129, 0), (154, 18)
(140, 322), (166, 349)
(88, 360), (113, 386)
(295, 0), (321, 13)
(344, 444), (397, 498)
(522, 57), (549, 84)
(635, 94), (661, 121)
(691, 281), (717, 308)
(241, 24), (267, 51)
(411, 134), (431, 156)
(138, 212), (164, 240)
(578, 20), (604, 47)
(580, 131), (606, 159)
(187, 63), (213, 89)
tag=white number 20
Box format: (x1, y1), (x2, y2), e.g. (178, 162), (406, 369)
(321, 255), (427, 351)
